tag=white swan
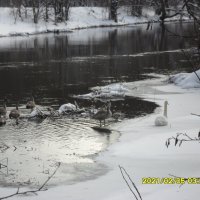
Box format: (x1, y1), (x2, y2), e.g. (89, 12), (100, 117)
(29, 107), (46, 119)
(29, 108), (40, 118)
(58, 103), (77, 114)
(155, 101), (168, 126)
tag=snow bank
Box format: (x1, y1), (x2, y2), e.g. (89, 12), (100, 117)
(0, 6), (188, 37)
(170, 69), (200, 89)
(0, 7), (71, 37)
(0, 7), (146, 37)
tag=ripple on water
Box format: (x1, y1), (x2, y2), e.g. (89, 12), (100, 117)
(0, 115), (120, 187)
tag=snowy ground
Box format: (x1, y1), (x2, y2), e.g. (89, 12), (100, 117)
(0, 6), (188, 37)
(0, 71), (200, 199)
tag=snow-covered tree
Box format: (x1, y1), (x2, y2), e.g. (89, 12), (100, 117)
(152, 0), (184, 23)
(110, 0), (118, 22)
(130, 0), (142, 17)
(31, 0), (41, 23)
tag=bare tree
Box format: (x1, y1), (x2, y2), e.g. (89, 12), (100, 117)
(183, 0), (200, 50)
(42, 0), (50, 22)
(30, 0), (41, 24)
(109, 0), (118, 22)
(130, 0), (143, 17)
(22, 0), (29, 18)
(10, 0), (23, 22)
(153, 0), (184, 23)
(64, 0), (71, 21)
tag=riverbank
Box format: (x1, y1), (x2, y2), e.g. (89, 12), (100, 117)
(0, 72), (200, 199)
(0, 6), (189, 37)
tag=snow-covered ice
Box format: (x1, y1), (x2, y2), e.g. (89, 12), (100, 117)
(0, 70), (199, 200)
(170, 69), (200, 89)
(75, 83), (129, 100)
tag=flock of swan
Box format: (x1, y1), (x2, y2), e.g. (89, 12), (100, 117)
(0, 96), (168, 128)
(0, 97), (115, 127)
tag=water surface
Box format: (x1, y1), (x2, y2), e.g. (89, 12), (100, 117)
(0, 22), (196, 104)
(0, 22), (196, 187)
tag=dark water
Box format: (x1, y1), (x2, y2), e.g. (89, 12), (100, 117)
(0, 22), (196, 106)
(0, 22), (197, 187)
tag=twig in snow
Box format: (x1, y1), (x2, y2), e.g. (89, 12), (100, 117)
(13, 146), (17, 152)
(191, 113), (200, 117)
(0, 142), (10, 153)
(119, 165), (142, 200)
(169, 174), (200, 187)
(38, 162), (60, 191)
(0, 162), (61, 200)
(166, 132), (200, 147)
(169, 174), (200, 181)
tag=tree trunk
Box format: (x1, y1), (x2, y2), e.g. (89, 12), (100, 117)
(32, 0), (40, 24)
(45, 0), (49, 22)
(131, 0), (142, 17)
(110, 0), (118, 23)
(64, 0), (70, 21)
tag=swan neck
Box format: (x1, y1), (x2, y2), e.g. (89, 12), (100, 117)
(164, 102), (167, 117)
(3, 98), (7, 109)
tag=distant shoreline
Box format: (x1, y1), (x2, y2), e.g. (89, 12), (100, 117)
(0, 7), (190, 38)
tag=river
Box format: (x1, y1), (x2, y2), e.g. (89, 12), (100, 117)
(0, 22), (196, 187)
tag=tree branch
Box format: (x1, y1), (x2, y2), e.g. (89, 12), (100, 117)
(191, 113), (200, 117)
(166, 132), (200, 147)
(0, 162), (61, 200)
